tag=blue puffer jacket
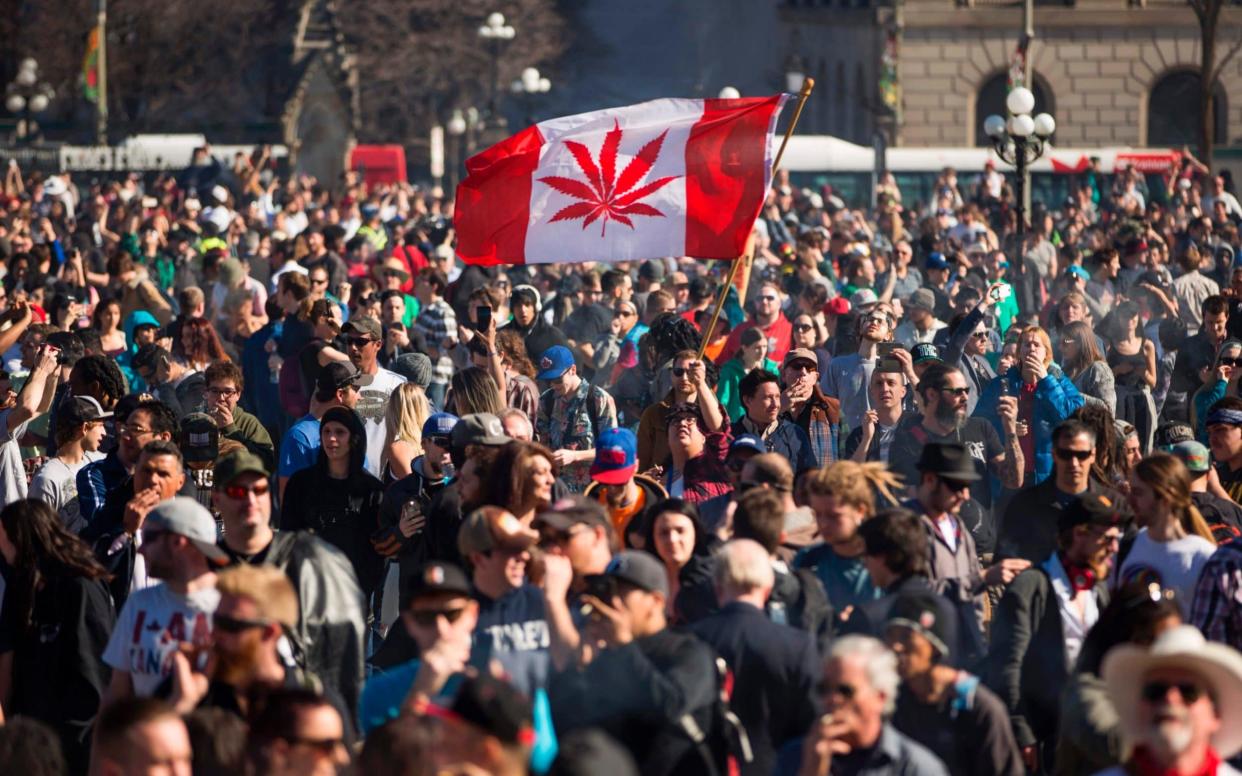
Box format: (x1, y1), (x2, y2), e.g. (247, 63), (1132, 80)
(976, 364), (1083, 484)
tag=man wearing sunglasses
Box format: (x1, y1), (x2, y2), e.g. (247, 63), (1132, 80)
(1192, 340), (1242, 439)
(101, 497), (223, 705)
(988, 492), (1125, 773)
(824, 301), (898, 433)
(717, 279), (792, 365)
(1099, 625), (1242, 776)
(342, 316), (407, 479)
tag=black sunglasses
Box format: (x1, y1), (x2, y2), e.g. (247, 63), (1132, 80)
(427, 436), (452, 448)
(408, 607), (468, 627)
(672, 366), (695, 378)
(793, 323), (814, 332)
(348, 336), (376, 348)
(1054, 448), (1093, 461)
(213, 613), (273, 634)
(1141, 681), (1206, 704)
(939, 387), (970, 397)
(816, 681), (857, 700)
(1221, 357), (1242, 367)
(938, 476), (972, 492)
(285, 735), (346, 756)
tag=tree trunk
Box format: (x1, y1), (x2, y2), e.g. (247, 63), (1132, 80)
(1202, 9), (1217, 165)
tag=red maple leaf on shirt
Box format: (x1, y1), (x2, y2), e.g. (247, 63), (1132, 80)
(538, 120), (678, 236)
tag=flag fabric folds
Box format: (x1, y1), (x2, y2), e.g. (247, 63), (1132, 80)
(456, 95), (790, 266)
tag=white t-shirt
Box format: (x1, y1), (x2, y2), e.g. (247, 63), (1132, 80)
(29, 452), (105, 525)
(355, 367), (407, 478)
(0, 408), (30, 506)
(1116, 528), (1217, 616)
(102, 583), (220, 697)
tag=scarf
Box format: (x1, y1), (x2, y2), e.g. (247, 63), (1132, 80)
(1129, 744), (1221, 776)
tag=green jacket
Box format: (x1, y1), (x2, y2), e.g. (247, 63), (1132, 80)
(221, 406), (275, 472)
(716, 357), (779, 423)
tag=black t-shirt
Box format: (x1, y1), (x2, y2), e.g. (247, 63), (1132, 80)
(892, 679), (1023, 776)
(281, 469), (386, 596)
(889, 416), (1004, 553)
(1215, 461), (1242, 505)
(561, 302), (613, 347)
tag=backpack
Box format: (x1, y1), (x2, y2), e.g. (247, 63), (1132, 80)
(679, 657), (754, 776)
(279, 347), (312, 418)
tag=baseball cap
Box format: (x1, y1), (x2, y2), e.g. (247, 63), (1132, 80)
(534, 496), (610, 534)
(213, 450), (269, 489)
(179, 413), (219, 465)
(598, 550), (669, 596)
(590, 427), (638, 485)
(849, 289), (879, 309)
(783, 348), (818, 370)
(56, 395), (112, 427)
(536, 345), (575, 380)
(404, 560), (472, 601)
(450, 412), (510, 448)
(925, 252), (950, 271)
(1155, 422), (1195, 447)
(729, 433), (767, 455)
(458, 507), (539, 557)
(422, 412), (459, 440)
(143, 497), (228, 564)
(910, 343), (942, 365)
(908, 288), (936, 313)
(665, 402), (703, 428)
(886, 592), (953, 658)
(639, 260), (665, 281)
(342, 317), (382, 340)
(1167, 441), (1211, 474)
(1057, 492), (1129, 534)
(315, 361), (362, 396)
(1065, 265), (1091, 282)
(823, 297), (851, 316)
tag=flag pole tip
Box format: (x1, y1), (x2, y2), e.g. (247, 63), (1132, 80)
(799, 78), (815, 96)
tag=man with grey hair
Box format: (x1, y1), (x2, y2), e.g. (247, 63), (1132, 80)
(690, 539), (820, 776)
(500, 407), (534, 442)
(778, 635), (948, 775)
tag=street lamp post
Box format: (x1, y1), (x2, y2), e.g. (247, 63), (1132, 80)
(5, 58), (54, 146)
(478, 12), (515, 129)
(510, 66), (551, 125)
(984, 86), (1054, 321)
(718, 86), (741, 100)
(983, 86), (1055, 242)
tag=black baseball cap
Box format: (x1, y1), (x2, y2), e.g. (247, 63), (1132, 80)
(315, 361), (362, 396)
(56, 395), (112, 426)
(599, 550), (668, 596)
(442, 672), (534, 747)
(887, 592), (954, 658)
(404, 561), (472, 602)
(1058, 492), (1129, 534)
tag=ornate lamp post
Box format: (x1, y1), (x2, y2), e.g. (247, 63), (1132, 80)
(5, 58), (54, 145)
(511, 66), (551, 124)
(478, 12), (515, 129)
(983, 86), (1055, 241)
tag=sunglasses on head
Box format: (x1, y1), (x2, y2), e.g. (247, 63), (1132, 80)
(408, 607), (469, 627)
(1141, 681), (1206, 704)
(1054, 448), (1093, 461)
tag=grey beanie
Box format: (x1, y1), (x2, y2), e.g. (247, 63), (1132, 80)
(391, 352), (433, 388)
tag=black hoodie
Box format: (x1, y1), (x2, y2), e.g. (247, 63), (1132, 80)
(282, 406), (386, 595)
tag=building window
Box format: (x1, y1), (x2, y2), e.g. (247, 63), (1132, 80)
(973, 72), (1055, 147)
(1147, 70), (1227, 147)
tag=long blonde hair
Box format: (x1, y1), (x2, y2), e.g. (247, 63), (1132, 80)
(803, 461), (904, 516)
(1134, 453), (1216, 544)
(383, 383), (430, 468)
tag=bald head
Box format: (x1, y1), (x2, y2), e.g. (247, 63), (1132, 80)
(714, 538), (775, 603)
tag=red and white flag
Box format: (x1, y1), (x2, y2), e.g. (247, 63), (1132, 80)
(456, 95), (790, 266)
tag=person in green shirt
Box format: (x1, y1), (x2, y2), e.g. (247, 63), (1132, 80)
(984, 249), (1020, 336)
(716, 327), (779, 423)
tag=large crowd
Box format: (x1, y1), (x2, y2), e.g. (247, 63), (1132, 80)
(0, 145), (1240, 775)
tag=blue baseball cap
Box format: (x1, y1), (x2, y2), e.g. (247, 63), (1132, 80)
(925, 252), (950, 271)
(422, 412), (459, 439)
(536, 345), (575, 380)
(729, 433), (766, 455)
(1065, 264), (1091, 281)
(590, 427), (638, 485)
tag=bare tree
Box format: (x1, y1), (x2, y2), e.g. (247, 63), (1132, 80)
(339, 0), (568, 152)
(1189, 0), (1242, 163)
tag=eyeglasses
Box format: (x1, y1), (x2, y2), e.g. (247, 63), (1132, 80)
(1141, 681), (1206, 704)
(939, 387), (970, 397)
(225, 482), (270, 499)
(206, 386), (239, 397)
(793, 323), (815, 332)
(427, 436), (452, 448)
(408, 607), (469, 627)
(1054, 448), (1094, 461)
(348, 337), (376, 348)
(938, 477), (972, 493)
(816, 681), (858, 700)
(213, 613), (274, 634)
(121, 425), (154, 437)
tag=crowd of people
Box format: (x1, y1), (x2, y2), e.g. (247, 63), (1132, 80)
(0, 146), (1241, 775)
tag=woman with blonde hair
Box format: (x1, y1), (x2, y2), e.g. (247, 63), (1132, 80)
(1119, 453), (1216, 614)
(794, 461), (904, 610)
(382, 382), (431, 484)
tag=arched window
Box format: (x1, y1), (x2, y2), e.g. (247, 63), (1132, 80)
(1148, 70), (1227, 147)
(974, 72), (1055, 147)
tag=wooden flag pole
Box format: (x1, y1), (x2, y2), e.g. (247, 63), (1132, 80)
(695, 77), (816, 361)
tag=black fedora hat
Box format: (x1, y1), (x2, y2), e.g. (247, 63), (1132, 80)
(915, 441), (980, 482)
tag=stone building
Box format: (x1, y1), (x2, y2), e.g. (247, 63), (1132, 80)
(781, 0), (1242, 151)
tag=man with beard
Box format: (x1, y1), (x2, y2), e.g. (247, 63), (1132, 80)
(102, 498), (223, 702)
(987, 492), (1125, 774)
(1096, 624), (1242, 776)
(889, 363), (1024, 555)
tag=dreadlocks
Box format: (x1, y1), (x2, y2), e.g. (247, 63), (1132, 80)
(70, 355), (127, 410)
(648, 313), (702, 365)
